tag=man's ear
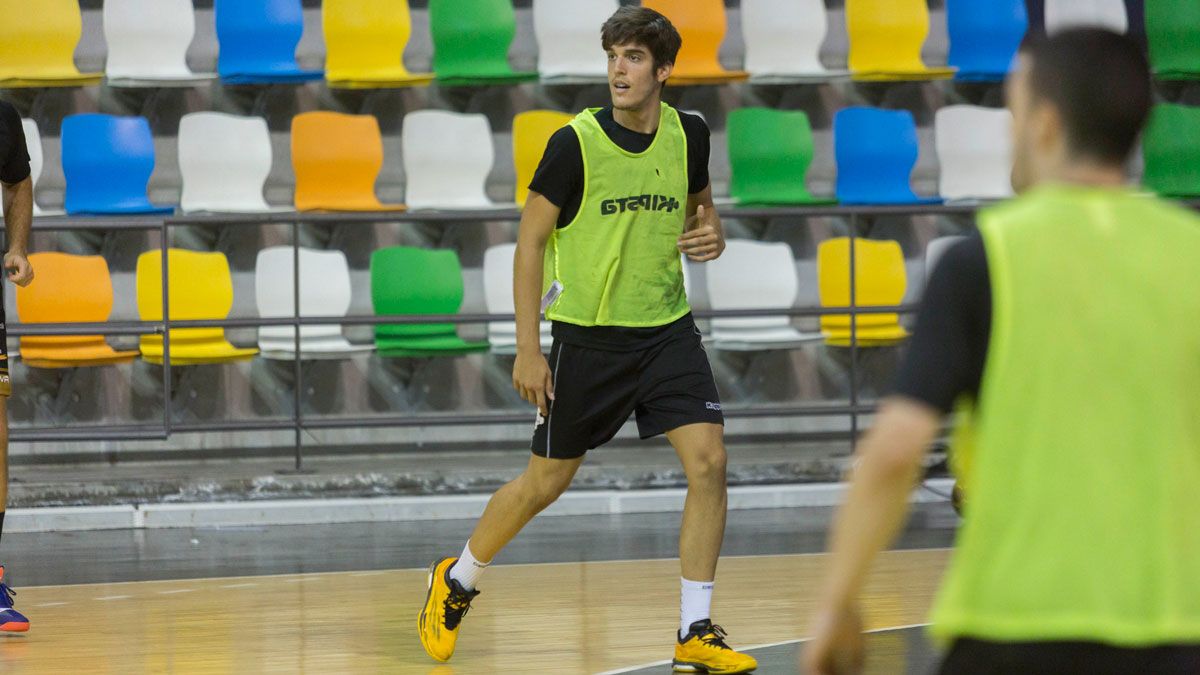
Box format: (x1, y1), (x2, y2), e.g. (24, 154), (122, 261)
(1034, 103), (1063, 154)
(657, 62), (673, 84)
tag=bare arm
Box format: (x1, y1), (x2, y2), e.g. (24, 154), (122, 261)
(678, 186), (724, 262)
(1, 177), (33, 286)
(511, 191), (561, 414)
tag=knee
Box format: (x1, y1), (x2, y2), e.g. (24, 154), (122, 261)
(519, 468), (574, 509)
(684, 444), (728, 486)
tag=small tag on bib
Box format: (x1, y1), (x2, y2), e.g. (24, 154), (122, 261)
(540, 280), (563, 313)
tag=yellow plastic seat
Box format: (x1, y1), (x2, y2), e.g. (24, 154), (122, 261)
(846, 0), (955, 81)
(0, 0), (103, 87)
(291, 111), (406, 212)
(136, 249), (259, 365)
(323, 0), (434, 89)
(15, 253), (139, 368)
(642, 0), (748, 84)
(817, 237), (910, 347)
(513, 110), (573, 207)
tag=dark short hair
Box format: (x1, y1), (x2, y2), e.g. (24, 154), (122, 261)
(600, 6), (682, 70)
(1019, 29), (1152, 165)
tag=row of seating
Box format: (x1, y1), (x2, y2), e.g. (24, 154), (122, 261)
(13, 238), (923, 367)
(3, 0), (1195, 90)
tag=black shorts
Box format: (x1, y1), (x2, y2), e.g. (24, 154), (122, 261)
(940, 638), (1200, 675)
(530, 326), (724, 460)
(0, 298), (9, 396)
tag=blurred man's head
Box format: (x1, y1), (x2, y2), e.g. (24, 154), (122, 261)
(1007, 29), (1151, 191)
(601, 7), (681, 112)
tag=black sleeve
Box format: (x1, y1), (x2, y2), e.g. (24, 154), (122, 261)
(890, 233), (993, 413)
(0, 103), (30, 185)
(528, 126), (583, 210)
(678, 111), (710, 195)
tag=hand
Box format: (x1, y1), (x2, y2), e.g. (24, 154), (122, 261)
(802, 604), (864, 675)
(512, 349), (555, 415)
(4, 251), (33, 287)
(678, 204), (725, 262)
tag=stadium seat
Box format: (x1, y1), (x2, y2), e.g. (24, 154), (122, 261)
(136, 249), (260, 365)
(0, 120), (56, 217)
(818, 238), (909, 347)
(482, 243), (552, 354)
(727, 108), (831, 206)
(323, 0), (433, 89)
(845, 0), (955, 81)
(15, 253), (139, 369)
(429, 0), (538, 86)
(925, 235), (967, 283)
(179, 112), (280, 214)
(103, 0), (216, 86)
(741, 0), (845, 83)
(705, 240), (820, 351)
(1142, 103), (1200, 197)
(402, 110), (497, 210)
(0, 0), (102, 87)
(292, 111), (405, 212)
(513, 110), (573, 207)
(642, 0), (748, 84)
(61, 114), (174, 216)
(255, 247), (374, 360)
(946, 0), (1027, 81)
(1146, 0), (1200, 80)
(834, 107), (939, 205)
(935, 105), (1014, 202)
(215, 0), (322, 84)
(370, 246), (489, 357)
(533, 0), (617, 83)
(1044, 0), (1128, 34)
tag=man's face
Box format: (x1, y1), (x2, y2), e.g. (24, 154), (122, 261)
(607, 42), (670, 111)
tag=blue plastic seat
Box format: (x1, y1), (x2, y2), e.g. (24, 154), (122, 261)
(834, 107), (939, 205)
(947, 0), (1028, 81)
(62, 114), (174, 216)
(215, 0), (322, 84)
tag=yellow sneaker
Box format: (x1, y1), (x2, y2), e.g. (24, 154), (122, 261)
(673, 620), (757, 674)
(417, 557), (481, 662)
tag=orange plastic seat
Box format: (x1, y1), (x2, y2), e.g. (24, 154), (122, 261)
(291, 112), (406, 212)
(15, 253), (138, 368)
(513, 110), (573, 207)
(642, 0), (748, 84)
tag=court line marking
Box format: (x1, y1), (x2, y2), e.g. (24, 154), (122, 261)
(156, 589), (196, 595)
(94, 595), (131, 601)
(33, 602), (69, 608)
(594, 623), (933, 675)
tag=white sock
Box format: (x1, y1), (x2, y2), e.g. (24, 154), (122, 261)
(448, 541), (490, 591)
(680, 577), (714, 638)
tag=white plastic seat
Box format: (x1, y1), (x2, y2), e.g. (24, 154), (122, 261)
(179, 112), (283, 214)
(255, 246), (374, 360)
(103, 0), (216, 86)
(12, 119), (60, 216)
(1045, 0), (1128, 34)
(741, 0), (846, 83)
(483, 243), (552, 354)
(935, 105), (1015, 202)
(705, 240), (821, 351)
(402, 110), (502, 210)
(533, 0), (617, 83)
(925, 235), (967, 283)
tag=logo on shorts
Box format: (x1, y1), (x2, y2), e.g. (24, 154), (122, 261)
(705, 402), (722, 412)
(535, 412), (546, 429)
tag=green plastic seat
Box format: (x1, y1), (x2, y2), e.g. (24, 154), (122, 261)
(370, 246), (489, 357)
(727, 108), (833, 205)
(1146, 0), (1200, 80)
(429, 0), (538, 86)
(1142, 103), (1200, 197)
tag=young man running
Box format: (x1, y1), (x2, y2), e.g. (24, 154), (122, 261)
(419, 7), (756, 673)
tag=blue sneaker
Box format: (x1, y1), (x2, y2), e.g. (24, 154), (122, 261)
(0, 566), (29, 633)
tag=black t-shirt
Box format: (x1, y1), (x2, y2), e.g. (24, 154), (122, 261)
(0, 101), (31, 185)
(528, 106), (711, 352)
(891, 232), (992, 412)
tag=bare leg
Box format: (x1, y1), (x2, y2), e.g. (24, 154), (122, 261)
(669, 423), (728, 582)
(0, 396), (8, 520)
(464, 454), (584, 562)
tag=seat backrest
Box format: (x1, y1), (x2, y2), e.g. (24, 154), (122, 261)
(706, 239), (798, 330)
(292, 111), (386, 210)
(1, 120), (43, 216)
(846, 0), (932, 74)
(324, 0), (416, 80)
(0, 0), (86, 78)
(741, 0), (828, 76)
(946, 0), (1027, 78)
(935, 105), (1014, 201)
(136, 248), (235, 322)
(17, 252), (116, 350)
(482, 243), (517, 316)
(62, 114), (158, 215)
(513, 110), (573, 207)
(255, 246), (352, 341)
(1044, 0), (1128, 34)
(834, 107), (922, 204)
(370, 246), (465, 338)
(925, 235), (967, 283)
(728, 107), (818, 205)
(532, 0), (616, 79)
(403, 110), (494, 209)
(215, 0), (307, 77)
(429, 0), (519, 79)
(642, 0), (730, 76)
(179, 112), (273, 212)
(1142, 103), (1200, 197)
(817, 238), (907, 330)
(103, 0), (196, 78)
(1146, 0), (1200, 77)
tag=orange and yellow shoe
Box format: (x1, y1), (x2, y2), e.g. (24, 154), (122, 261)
(673, 620), (756, 673)
(417, 557), (480, 662)
(0, 566), (29, 633)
